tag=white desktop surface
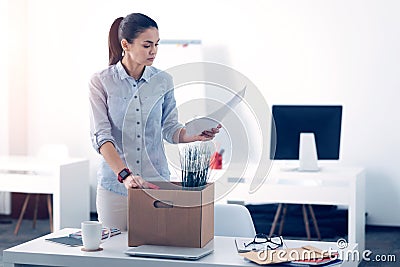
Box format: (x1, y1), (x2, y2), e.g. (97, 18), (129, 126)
(0, 156), (90, 230)
(215, 164), (366, 253)
(3, 228), (358, 267)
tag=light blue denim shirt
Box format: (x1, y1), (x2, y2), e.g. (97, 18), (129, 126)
(89, 61), (183, 196)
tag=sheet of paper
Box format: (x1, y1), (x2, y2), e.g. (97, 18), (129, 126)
(184, 86), (246, 136)
(239, 246), (336, 265)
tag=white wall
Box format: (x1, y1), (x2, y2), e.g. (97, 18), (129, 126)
(8, 0), (28, 155)
(0, 0), (11, 215)
(16, 0), (400, 225)
(0, 0), (8, 154)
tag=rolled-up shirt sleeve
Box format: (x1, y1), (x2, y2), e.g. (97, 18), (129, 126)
(161, 78), (184, 144)
(89, 74), (116, 153)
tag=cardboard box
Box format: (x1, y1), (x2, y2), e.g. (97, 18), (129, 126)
(128, 182), (214, 248)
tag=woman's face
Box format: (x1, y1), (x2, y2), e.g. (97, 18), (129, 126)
(123, 27), (159, 66)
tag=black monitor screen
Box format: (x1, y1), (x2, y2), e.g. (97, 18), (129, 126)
(270, 105), (343, 160)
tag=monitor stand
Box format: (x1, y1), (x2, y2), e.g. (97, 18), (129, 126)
(298, 133), (319, 172)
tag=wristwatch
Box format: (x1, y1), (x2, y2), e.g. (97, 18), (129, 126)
(118, 168), (131, 183)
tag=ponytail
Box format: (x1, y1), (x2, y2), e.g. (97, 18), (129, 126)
(108, 17), (124, 66)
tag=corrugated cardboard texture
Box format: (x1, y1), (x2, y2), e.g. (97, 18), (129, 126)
(128, 182), (214, 248)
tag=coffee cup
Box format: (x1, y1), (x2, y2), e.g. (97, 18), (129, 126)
(81, 221), (110, 251)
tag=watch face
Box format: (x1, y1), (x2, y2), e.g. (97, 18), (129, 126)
(120, 169), (130, 179)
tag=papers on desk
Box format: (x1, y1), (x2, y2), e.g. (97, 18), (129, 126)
(184, 86), (246, 136)
(235, 238), (342, 266)
(283, 257), (342, 266)
(69, 228), (121, 240)
(235, 237), (267, 253)
(45, 228), (121, 247)
(45, 236), (83, 247)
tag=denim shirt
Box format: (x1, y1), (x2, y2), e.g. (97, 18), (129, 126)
(89, 62), (183, 196)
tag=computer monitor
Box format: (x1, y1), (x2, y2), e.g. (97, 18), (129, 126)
(270, 105), (343, 171)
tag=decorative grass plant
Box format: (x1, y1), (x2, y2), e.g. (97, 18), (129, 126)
(179, 141), (214, 188)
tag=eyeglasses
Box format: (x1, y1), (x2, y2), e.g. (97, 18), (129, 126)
(244, 234), (284, 250)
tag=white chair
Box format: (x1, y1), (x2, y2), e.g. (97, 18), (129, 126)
(214, 203), (256, 238)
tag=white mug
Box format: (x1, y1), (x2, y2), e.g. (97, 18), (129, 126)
(81, 221), (110, 251)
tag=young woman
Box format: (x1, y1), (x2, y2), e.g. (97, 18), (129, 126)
(89, 13), (220, 230)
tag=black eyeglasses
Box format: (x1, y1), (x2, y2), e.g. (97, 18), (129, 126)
(244, 234), (284, 250)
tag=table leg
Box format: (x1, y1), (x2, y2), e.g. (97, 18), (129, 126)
(269, 204), (282, 236)
(278, 204), (288, 236)
(47, 194), (53, 232)
(308, 205), (321, 240)
(32, 194), (39, 229)
(14, 194), (31, 235)
(302, 204), (311, 240)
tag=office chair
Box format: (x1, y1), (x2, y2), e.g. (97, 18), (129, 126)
(214, 203), (256, 238)
(14, 144), (69, 235)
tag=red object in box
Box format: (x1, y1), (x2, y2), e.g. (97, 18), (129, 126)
(210, 152), (222, 169)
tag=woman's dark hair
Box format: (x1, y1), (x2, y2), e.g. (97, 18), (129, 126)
(108, 13), (158, 65)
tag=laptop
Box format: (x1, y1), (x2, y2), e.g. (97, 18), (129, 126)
(124, 244), (214, 260)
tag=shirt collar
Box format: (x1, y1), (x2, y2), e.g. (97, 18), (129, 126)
(140, 66), (152, 83)
(116, 61), (130, 80)
(116, 61), (152, 83)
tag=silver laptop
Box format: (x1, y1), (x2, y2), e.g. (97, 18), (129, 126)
(124, 244), (214, 260)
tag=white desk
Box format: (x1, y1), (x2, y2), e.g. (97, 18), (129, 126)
(0, 156), (90, 231)
(3, 228), (359, 267)
(215, 165), (366, 253)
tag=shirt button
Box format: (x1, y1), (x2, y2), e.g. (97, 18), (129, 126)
(137, 135), (141, 138)
(136, 160), (140, 164)
(134, 96), (137, 99)
(136, 108), (139, 111)
(137, 122), (140, 125)
(137, 148), (140, 151)
(133, 84), (136, 87)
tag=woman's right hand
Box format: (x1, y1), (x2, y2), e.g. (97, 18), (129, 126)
(123, 174), (160, 190)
